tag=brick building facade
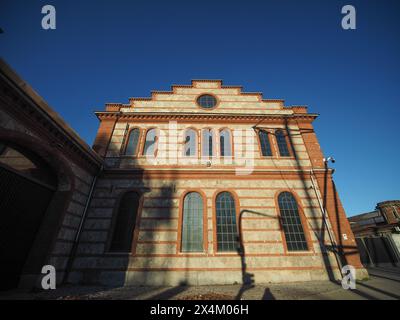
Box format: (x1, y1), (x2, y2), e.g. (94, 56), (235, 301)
(68, 80), (367, 286)
(0, 59), (367, 289)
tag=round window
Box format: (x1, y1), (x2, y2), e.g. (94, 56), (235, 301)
(196, 94), (217, 109)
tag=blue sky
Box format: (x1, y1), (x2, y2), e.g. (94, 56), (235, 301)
(1, 0), (399, 216)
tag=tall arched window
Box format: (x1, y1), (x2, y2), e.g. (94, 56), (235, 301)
(184, 129), (197, 157)
(181, 192), (204, 252)
(202, 128), (214, 157)
(275, 129), (290, 157)
(110, 191), (140, 252)
(216, 192), (238, 252)
(219, 129), (232, 157)
(278, 192), (308, 251)
(125, 128), (140, 155)
(258, 130), (272, 156)
(143, 128), (158, 157)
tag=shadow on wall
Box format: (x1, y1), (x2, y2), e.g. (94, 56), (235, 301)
(283, 118), (339, 282)
(235, 209), (279, 300)
(254, 119), (339, 282)
(65, 157), (192, 292)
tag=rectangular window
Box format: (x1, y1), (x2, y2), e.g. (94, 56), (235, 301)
(258, 130), (272, 156)
(276, 130), (290, 157)
(202, 129), (214, 157)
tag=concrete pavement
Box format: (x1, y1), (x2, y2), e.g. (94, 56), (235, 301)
(1, 266), (399, 300)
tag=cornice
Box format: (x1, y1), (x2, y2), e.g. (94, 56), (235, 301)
(101, 167), (317, 178)
(95, 111), (318, 122)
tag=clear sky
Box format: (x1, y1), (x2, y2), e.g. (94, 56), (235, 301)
(1, 0), (399, 216)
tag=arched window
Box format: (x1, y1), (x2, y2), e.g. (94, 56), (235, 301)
(258, 130), (272, 156)
(219, 129), (232, 157)
(216, 192), (238, 252)
(184, 129), (197, 157)
(143, 128), (158, 157)
(278, 192), (308, 251)
(125, 128), (140, 155)
(202, 128), (214, 157)
(110, 191), (140, 252)
(275, 130), (290, 157)
(181, 192), (204, 252)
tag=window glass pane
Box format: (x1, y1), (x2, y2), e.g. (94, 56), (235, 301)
(197, 94), (217, 109)
(220, 129), (232, 157)
(143, 128), (157, 156)
(202, 129), (214, 157)
(216, 192), (238, 252)
(258, 130), (272, 156)
(184, 129), (196, 157)
(182, 192), (204, 252)
(110, 192), (140, 252)
(125, 129), (140, 155)
(278, 192), (308, 251)
(276, 130), (290, 157)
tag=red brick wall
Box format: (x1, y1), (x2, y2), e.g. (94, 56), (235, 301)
(299, 120), (364, 269)
(92, 118), (117, 157)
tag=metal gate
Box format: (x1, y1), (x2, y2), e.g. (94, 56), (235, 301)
(356, 235), (399, 266)
(0, 165), (54, 290)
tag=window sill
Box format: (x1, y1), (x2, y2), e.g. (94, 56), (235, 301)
(177, 252), (209, 256)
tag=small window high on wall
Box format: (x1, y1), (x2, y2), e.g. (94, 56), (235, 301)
(258, 130), (272, 156)
(202, 129), (214, 157)
(219, 129), (232, 157)
(110, 192), (140, 252)
(125, 128), (140, 156)
(184, 129), (197, 157)
(143, 128), (158, 157)
(275, 129), (290, 157)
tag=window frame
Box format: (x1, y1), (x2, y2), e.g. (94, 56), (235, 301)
(178, 190), (208, 254)
(257, 129), (273, 157)
(213, 190), (240, 253)
(275, 190), (312, 253)
(183, 128), (198, 158)
(275, 129), (292, 157)
(219, 128), (233, 158)
(123, 127), (141, 157)
(142, 127), (159, 157)
(106, 190), (143, 254)
(196, 93), (219, 110)
(201, 128), (216, 158)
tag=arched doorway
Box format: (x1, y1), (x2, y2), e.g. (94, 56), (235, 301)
(0, 141), (58, 290)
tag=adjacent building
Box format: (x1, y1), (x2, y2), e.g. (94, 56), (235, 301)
(349, 201), (400, 267)
(0, 60), (102, 290)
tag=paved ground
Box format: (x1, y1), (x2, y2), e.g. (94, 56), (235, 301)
(1, 266), (399, 300)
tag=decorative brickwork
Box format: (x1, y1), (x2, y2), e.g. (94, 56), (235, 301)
(68, 80), (367, 285)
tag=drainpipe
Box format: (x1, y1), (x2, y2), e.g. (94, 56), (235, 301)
(310, 169), (344, 278)
(63, 164), (104, 284)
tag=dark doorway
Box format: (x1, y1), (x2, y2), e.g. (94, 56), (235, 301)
(109, 191), (140, 252)
(0, 142), (57, 290)
(363, 236), (398, 266)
